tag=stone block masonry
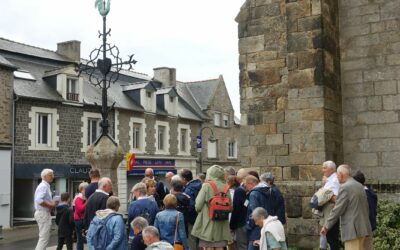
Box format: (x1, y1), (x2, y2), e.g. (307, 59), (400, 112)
(235, 0), (400, 248)
(340, 0), (400, 182)
(0, 68), (13, 145)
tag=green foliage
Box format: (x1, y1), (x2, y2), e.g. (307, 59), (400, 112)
(373, 199), (400, 250)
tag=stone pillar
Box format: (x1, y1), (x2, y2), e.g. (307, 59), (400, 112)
(236, 0), (341, 248)
(86, 135), (124, 196)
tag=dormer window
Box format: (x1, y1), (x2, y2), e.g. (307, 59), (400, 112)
(67, 78), (79, 101)
(170, 96), (174, 103)
(147, 91), (152, 98)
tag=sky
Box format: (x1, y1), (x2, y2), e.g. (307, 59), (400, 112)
(0, 0), (244, 116)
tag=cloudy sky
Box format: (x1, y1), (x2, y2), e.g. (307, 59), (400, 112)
(0, 0), (244, 116)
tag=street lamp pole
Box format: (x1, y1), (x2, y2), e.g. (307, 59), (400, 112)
(197, 126), (216, 174)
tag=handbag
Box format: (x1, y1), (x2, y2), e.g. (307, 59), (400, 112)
(173, 212), (184, 250)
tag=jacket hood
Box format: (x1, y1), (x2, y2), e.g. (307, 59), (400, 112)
(95, 208), (118, 219)
(251, 186), (270, 197)
(206, 165), (225, 182)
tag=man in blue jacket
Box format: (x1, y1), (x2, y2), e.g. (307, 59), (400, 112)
(244, 175), (286, 250)
(180, 169), (202, 250)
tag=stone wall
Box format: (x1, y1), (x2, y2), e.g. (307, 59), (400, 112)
(14, 98), (114, 165)
(237, 0), (341, 248)
(237, 0), (400, 247)
(0, 67), (13, 145)
(340, 0), (400, 185)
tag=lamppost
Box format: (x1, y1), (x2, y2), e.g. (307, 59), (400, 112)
(197, 126), (217, 174)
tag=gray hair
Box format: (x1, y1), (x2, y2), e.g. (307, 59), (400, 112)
(251, 207), (269, 221)
(260, 172), (274, 183)
(131, 216), (149, 231)
(98, 177), (112, 190)
(106, 196), (120, 210)
(224, 166), (236, 176)
(142, 226), (160, 238)
(131, 182), (147, 196)
(323, 160), (337, 171)
(171, 175), (181, 183)
(40, 168), (54, 179)
(337, 164), (351, 176)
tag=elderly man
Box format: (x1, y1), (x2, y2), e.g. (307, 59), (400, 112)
(128, 182), (159, 238)
(164, 171), (174, 194)
(321, 165), (372, 250)
(321, 160), (340, 250)
(34, 168), (57, 250)
(145, 168), (166, 200)
(142, 226), (173, 250)
(259, 172), (286, 225)
(84, 177), (112, 230)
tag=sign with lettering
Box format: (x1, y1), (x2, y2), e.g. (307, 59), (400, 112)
(69, 167), (91, 176)
(134, 159), (175, 167)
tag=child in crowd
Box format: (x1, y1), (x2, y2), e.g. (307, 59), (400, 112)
(55, 192), (74, 250)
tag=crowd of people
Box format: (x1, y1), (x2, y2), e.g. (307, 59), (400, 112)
(32, 160), (376, 250)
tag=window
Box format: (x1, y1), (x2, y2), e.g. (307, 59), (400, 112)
(129, 117), (146, 153)
(223, 114), (229, 128)
(158, 126), (166, 151)
(87, 118), (101, 145)
(37, 113), (51, 146)
(132, 123), (141, 149)
(170, 96), (174, 103)
(228, 141), (237, 159)
(67, 78), (79, 101)
(214, 113), (221, 126)
(81, 112), (102, 152)
(207, 140), (218, 158)
(147, 91), (152, 98)
(29, 107), (59, 151)
(180, 128), (187, 152)
(178, 124), (191, 155)
(155, 121), (170, 154)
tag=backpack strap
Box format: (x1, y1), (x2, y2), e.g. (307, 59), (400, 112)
(221, 184), (230, 194)
(207, 180), (219, 195)
(208, 181), (230, 195)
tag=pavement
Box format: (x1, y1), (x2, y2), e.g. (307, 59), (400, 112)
(0, 223), (88, 250)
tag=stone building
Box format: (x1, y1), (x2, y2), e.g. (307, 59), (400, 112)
(0, 55), (16, 228)
(236, 0), (400, 248)
(0, 37), (240, 220)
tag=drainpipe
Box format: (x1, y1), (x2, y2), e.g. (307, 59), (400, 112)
(10, 93), (19, 228)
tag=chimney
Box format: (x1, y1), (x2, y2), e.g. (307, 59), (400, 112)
(153, 67), (176, 87)
(57, 40), (81, 62)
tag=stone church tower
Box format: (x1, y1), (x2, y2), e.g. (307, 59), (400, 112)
(237, 0), (400, 247)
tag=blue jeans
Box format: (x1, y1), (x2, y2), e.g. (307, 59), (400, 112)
(248, 241), (259, 250)
(74, 219), (84, 250)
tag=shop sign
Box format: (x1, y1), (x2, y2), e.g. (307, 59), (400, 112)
(69, 166), (91, 175)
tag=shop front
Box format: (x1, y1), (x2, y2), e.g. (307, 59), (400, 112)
(14, 164), (91, 219)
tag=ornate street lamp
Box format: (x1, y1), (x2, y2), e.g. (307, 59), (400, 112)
(197, 126), (217, 174)
(77, 0), (137, 144)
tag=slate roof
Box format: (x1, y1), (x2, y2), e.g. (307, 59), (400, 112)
(184, 78), (220, 110)
(0, 54), (17, 69)
(0, 37), (227, 122)
(0, 37), (72, 62)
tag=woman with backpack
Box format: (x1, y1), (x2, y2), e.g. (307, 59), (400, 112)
(191, 165), (233, 250)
